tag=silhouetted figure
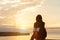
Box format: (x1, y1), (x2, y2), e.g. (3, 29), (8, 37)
(31, 15), (47, 40)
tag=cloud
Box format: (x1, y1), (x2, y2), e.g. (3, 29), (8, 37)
(0, 0), (44, 26)
(0, 0), (43, 16)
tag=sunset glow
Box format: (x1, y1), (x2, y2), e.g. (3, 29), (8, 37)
(0, 0), (60, 40)
(0, 0), (60, 28)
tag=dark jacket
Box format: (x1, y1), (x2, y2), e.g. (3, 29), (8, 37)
(34, 21), (47, 39)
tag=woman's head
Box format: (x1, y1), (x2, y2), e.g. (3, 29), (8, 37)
(36, 14), (42, 22)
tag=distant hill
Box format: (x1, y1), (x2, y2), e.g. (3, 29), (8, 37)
(0, 25), (30, 36)
(0, 32), (30, 36)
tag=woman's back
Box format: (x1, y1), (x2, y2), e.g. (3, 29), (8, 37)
(34, 21), (47, 39)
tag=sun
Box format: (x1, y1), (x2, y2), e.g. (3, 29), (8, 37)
(14, 8), (37, 29)
(15, 11), (33, 29)
(15, 13), (28, 28)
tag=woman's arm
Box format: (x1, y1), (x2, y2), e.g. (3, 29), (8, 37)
(33, 23), (40, 32)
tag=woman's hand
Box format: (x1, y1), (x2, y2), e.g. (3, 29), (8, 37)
(34, 31), (38, 39)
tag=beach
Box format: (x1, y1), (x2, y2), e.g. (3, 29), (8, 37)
(0, 36), (60, 40)
(0, 28), (60, 40)
(0, 34), (60, 40)
(46, 39), (60, 40)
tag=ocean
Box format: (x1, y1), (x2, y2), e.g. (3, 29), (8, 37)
(0, 28), (60, 40)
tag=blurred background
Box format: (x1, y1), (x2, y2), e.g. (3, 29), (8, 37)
(0, 0), (60, 40)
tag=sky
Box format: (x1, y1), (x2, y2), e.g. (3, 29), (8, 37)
(0, 0), (60, 28)
(45, 0), (60, 27)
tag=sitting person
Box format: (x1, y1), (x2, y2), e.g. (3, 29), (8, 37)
(30, 15), (47, 40)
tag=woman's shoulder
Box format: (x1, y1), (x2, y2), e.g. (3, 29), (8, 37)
(34, 21), (45, 24)
(42, 21), (45, 24)
(34, 22), (37, 24)
(43, 22), (45, 23)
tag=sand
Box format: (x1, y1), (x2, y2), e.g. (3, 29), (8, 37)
(46, 39), (60, 40)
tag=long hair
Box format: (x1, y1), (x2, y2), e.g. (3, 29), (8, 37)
(36, 15), (42, 22)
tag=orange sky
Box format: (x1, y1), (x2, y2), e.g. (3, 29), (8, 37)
(0, 0), (60, 28)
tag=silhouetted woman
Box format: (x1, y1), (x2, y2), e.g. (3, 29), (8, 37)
(31, 15), (47, 40)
